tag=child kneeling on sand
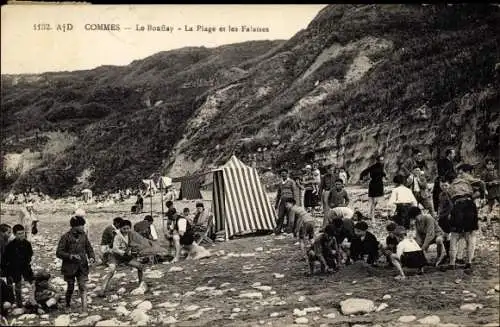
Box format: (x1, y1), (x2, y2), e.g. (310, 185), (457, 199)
(390, 226), (427, 280)
(307, 224), (339, 275)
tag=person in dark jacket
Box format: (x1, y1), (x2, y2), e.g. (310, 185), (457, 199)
(2, 224), (36, 308)
(134, 215), (154, 240)
(56, 216), (95, 313)
(360, 155), (387, 221)
(0, 224), (13, 273)
(432, 149), (456, 212)
(350, 221), (380, 265)
(100, 217), (123, 266)
(274, 168), (299, 234)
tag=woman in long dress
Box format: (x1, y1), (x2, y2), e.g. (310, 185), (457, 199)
(360, 155), (387, 221)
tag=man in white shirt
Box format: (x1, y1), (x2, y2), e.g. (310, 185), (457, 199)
(388, 175), (418, 229)
(389, 226), (427, 280)
(172, 214), (210, 263)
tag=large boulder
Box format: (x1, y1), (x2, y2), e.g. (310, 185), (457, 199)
(339, 298), (375, 315)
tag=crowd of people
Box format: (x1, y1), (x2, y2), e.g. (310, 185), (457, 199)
(275, 148), (498, 279)
(0, 198), (213, 316)
(0, 147), (498, 319)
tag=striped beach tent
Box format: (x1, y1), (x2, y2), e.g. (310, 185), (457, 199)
(212, 155), (276, 239)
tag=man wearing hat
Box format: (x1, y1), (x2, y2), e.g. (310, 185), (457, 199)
(447, 163), (486, 270)
(274, 168), (299, 234)
(18, 201), (38, 242)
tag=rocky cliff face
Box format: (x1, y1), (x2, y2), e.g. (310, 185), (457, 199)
(1, 4), (499, 196)
(172, 4), (500, 180)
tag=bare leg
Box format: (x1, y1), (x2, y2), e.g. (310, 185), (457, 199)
(127, 260), (144, 284)
(77, 278), (87, 313)
(448, 233), (459, 266)
(435, 236), (446, 267)
(390, 254), (405, 278)
(100, 264), (116, 295)
(172, 235), (181, 262)
(465, 231), (477, 265)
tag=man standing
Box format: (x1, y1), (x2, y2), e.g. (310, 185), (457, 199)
(447, 164), (486, 271)
(320, 165), (337, 221)
(327, 179), (350, 210)
(432, 149), (456, 211)
(18, 201), (38, 242)
(274, 169), (299, 234)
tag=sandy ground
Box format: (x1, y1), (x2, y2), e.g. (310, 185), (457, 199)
(0, 187), (499, 327)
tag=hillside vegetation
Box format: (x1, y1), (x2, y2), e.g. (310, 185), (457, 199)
(1, 4), (499, 196)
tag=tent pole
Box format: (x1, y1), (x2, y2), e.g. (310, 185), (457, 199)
(150, 180), (153, 218)
(160, 180), (164, 236)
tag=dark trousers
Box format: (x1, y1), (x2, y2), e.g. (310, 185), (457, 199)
(432, 179), (441, 213)
(392, 203), (413, 229)
(275, 199), (288, 233)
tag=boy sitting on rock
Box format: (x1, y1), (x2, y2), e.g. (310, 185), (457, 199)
(307, 224), (339, 275)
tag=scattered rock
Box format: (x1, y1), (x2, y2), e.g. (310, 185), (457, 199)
(239, 292), (263, 299)
(130, 282), (148, 295)
(18, 314), (37, 320)
(158, 302), (179, 309)
(232, 308), (241, 313)
(168, 266), (183, 272)
(11, 308), (25, 316)
(163, 316), (177, 324)
(345, 292), (353, 296)
(184, 305), (200, 312)
(304, 307), (321, 313)
(54, 314), (71, 326)
(41, 314), (49, 319)
(117, 287), (126, 295)
(270, 312), (280, 317)
(340, 298), (375, 315)
(220, 282), (231, 288)
(74, 315), (102, 326)
(495, 284), (499, 292)
(184, 291), (196, 297)
(293, 309), (307, 317)
(130, 308), (150, 325)
(115, 306), (130, 317)
(254, 285), (272, 291)
(144, 270), (163, 279)
(137, 301), (153, 311)
(417, 315), (440, 325)
(323, 312), (336, 319)
(195, 286), (215, 292)
(376, 303), (389, 312)
(382, 294), (391, 300)
(96, 318), (126, 326)
(455, 279), (462, 284)
(295, 317), (309, 324)
(398, 315), (417, 323)
(273, 273), (284, 279)
(298, 296), (305, 302)
(255, 247), (264, 252)
(460, 303), (483, 312)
